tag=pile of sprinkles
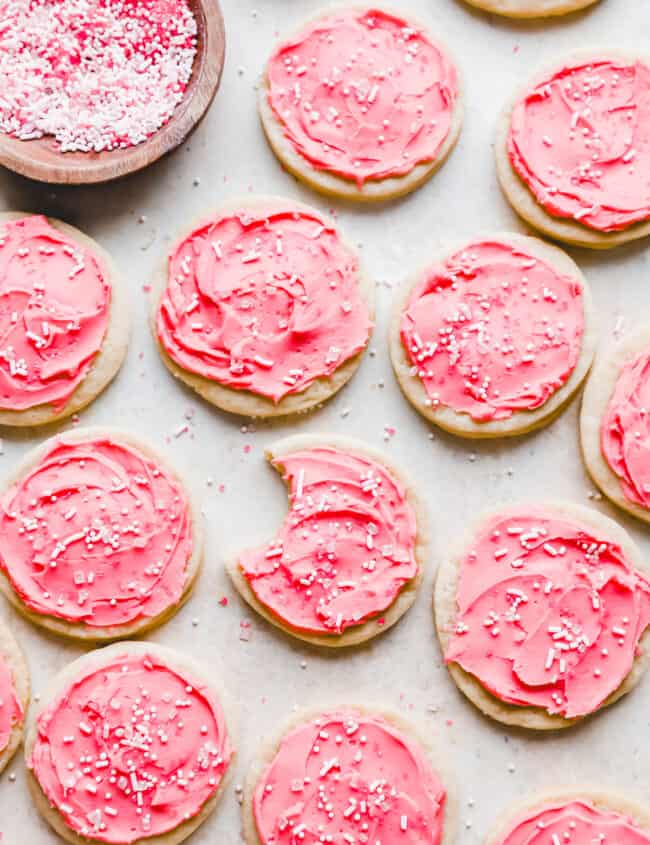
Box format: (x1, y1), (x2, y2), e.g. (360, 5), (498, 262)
(0, 0), (198, 153)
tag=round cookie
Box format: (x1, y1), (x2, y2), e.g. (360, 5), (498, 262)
(460, 0), (601, 19)
(258, 6), (463, 202)
(152, 197), (374, 418)
(486, 790), (650, 845)
(24, 641), (235, 845)
(242, 705), (456, 845)
(226, 433), (429, 647)
(390, 232), (597, 438)
(496, 50), (650, 249)
(0, 212), (129, 426)
(434, 501), (650, 730)
(0, 426), (203, 641)
(0, 617), (29, 775)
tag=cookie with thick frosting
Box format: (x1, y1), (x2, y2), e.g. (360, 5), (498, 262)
(258, 6), (463, 201)
(227, 434), (429, 647)
(496, 51), (650, 249)
(0, 427), (202, 641)
(390, 233), (596, 438)
(153, 197), (374, 417)
(242, 706), (455, 845)
(25, 641), (235, 845)
(0, 617), (29, 775)
(0, 212), (129, 426)
(435, 502), (650, 729)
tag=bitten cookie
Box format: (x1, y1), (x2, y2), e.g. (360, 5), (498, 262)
(390, 233), (596, 438)
(485, 791), (650, 845)
(258, 5), (463, 201)
(460, 0), (600, 19)
(25, 641), (235, 845)
(581, 326), (650, 524)
(0, 427), (203, 641)
(435, 501), (650, 729)
(153, 197), (374, 418)
(0, 617), (29, 775)
(242, 706), (455, 845)
(227, 434), (429, 647)
(0, 212), (129, 426)
(496, 51), (650, 249)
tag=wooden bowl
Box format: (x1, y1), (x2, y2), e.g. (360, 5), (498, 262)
(0, 0), (226, 185)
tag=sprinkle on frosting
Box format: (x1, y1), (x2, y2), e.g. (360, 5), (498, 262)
(29, 650), (232, 844)
(0, 652), (22, 754)
(602, 346), (650, 510)
(265, 8), (459, 186)
(0, 435), (193, 628)
(0, 0), (197, 153)
(399, 240), (585, 422)
(156, 204), (372, 403)
(238, 446), (418, 635)
(0, 215), (111, 412)
(494, 800), (650, 845)
(508, 58), (650, 232)
(253, 710), (446, 845)
(444, 507), (650, 719)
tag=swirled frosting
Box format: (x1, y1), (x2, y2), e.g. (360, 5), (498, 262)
(265, 8), (459, 185)
(0, 652), (22, 754)
(28, 650), (232, 844)
(444, 507), (650, 718)
(238, 446), (418, 634)
(496, 800), (650, 845)
(399, 240), (585, 422)
(253, 710), (446, 845)
(156, 204), (372, 402)
(602, 347), (650, 509)
(508, 58), (650, 232)
(0, 435), (193, 628)
(0, 215), (111, 411)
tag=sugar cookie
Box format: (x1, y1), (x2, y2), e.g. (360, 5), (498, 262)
(227, 434), (429, 647)
(0, 617), (29, 775)
(581, 326), (650, 524)
(0, 212), (129, 426)
(496, 51), (650, 249)
(460, 0), (600, 19)
(0, 427), (202, 641)
(25, 641), (234, 845)
(258, 6), (463, 201)
(435, 501), (650, 729)
(390, 233), (596, 438)
(153, 197), (374, 418)
(242, 706), (454, 845)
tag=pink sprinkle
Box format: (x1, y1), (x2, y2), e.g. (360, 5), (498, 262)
(239, 621), (251, 642)
(218, 596), (228, 607)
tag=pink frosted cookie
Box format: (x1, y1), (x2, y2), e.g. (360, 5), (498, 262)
(25, 642), (234, 845)
(435, 502), (650, 729)
(242, 707), (453, 845)
(497, 51), (650, 248)
(0, 213), (129, 426)
(153, 197), (373, 417)
(390, 233), (596, 438)
(0, 428), (202, 641)
(227, 434), (428, 647)
(0, 618), (29, 775)
(258, 6), (463, 201)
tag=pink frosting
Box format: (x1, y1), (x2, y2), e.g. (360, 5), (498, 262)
(29, 651), (232, 844)
(508, 58), (650, 232)
(602, 347), (650, 509)
(496, 801), (650, 845)
(253, 710), (446, 845)
(0, 215), (111, 411)
(0, 435), (194, 628)
(0, 652), (22, 754)
(400, 240), (585, 422)
(238, 446), (418, 635)
(444, 507), (650, 719)
(156, 204), (372, 403)
(266, 8), (459, 186)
